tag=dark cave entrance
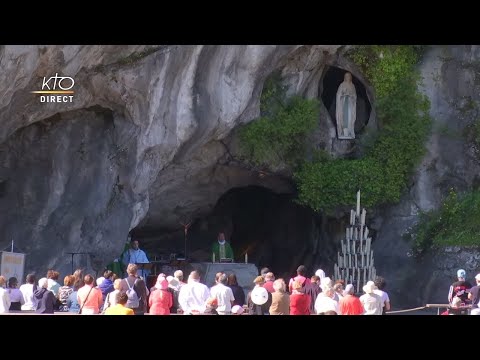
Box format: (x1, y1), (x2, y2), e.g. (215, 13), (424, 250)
(320, 66), (372, 135)
(133, 185), (328, 281)
(196, 185), (321, 280)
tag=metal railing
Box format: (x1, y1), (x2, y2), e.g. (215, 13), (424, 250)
(386, 303), (472, 315)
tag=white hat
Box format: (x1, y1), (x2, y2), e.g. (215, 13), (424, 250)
(320, 277), (333, 292)
(315, 269), (326, 279)
(251, 286), (269, 305)
(167, 276), (179, 288)
(96, 277), (105, 286)
(363, 281), (377, 294)
(475, 273), (480, 281)
(343, 283), (355, 296)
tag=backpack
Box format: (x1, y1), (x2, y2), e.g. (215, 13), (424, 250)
(125, 278), (140, 309)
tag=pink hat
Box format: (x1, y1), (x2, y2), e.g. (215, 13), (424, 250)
(155, 275), (166, 289)
(159, 279), (169, 290)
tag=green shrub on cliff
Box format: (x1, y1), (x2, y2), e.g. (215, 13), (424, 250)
(239, 74), (320, 167)
(408, 189), (480, 256)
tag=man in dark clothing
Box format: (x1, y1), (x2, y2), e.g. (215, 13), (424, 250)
(304, 275), (322, 314)
(35, 278), (56, 314)
(448, 269), (472, 305)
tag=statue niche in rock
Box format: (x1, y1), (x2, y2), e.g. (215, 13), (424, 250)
(335, 72), (357, 139)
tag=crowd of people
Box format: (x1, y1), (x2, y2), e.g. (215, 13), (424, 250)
(0, 263), (389, 315)
(0, 264), (478, 315)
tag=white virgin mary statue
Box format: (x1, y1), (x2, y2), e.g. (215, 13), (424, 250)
(335, 72), (357, 139)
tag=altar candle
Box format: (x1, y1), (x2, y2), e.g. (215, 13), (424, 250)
(245, 253), (248, 264)
(356, 190), (360, 216)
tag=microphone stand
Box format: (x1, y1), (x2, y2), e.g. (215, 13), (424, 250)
(65, 252), (91, 275)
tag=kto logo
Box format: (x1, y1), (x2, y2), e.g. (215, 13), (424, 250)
(31, 73), (75, 103)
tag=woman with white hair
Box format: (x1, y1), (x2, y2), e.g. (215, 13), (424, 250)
(314, 286), (339, 315)
(34, 277), (56, 314)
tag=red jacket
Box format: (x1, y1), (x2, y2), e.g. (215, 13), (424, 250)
(290, 293), (311, 315)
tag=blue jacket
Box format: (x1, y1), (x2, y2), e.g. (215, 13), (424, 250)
(67, 291), (80, 313)
(98, 279), (114, 301)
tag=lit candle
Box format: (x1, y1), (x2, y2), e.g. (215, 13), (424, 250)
(356, 190), (361, 216)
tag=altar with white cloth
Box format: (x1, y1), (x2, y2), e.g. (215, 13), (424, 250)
(191, 262), (258, 298)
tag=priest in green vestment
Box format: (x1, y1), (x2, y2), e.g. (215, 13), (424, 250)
(211, 232), (234, 262)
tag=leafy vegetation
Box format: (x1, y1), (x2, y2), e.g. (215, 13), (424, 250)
(406, 189), (480, 256)
(238, 72), (320, 168)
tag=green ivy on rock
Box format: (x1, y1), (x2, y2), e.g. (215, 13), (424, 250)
(406, 189), (480, 256)
(239, 75), (320, 168)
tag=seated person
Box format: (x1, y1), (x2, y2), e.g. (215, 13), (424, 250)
(211, 232), (234, 262)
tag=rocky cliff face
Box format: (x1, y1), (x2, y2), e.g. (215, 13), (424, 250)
(0, 45), (344, 276)
(372, 45), (480, 309)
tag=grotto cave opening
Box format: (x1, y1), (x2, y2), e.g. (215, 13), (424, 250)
(131, 185), (336, 282)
